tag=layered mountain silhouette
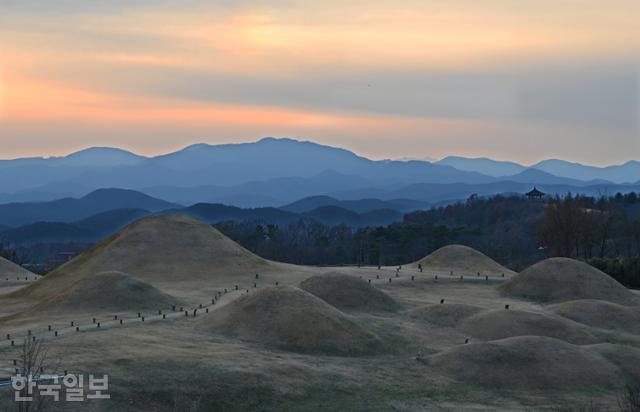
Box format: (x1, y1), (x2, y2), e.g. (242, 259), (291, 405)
(0, 137), (637, 210)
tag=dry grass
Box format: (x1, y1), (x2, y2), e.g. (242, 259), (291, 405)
(416, 244), (515, 276)
(0, 216), (639, 410)
(502, 258), (640, 305)
(195, 286), (383, 355)
(299, 273), (399, 312)
(550, 300), (640, 335)
(459, 309), (597, 344)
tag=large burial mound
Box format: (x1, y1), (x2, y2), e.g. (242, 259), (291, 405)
(502, 258), (638, 305)
(550, 300), (640, 335)
(13, 215), (274, 300)
(0, 256), (35, 278)
(416, 245), (513, 276)
(428, 336), (622, 391)
(32, 271), (178, 313)
(196, 286), (382, 355)
(299, 273), (399, 312)
(409, 303), (483, 327)
(459, 309), (595, 344)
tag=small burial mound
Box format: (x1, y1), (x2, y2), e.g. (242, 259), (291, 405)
(299, 273), (399, 312)
(428, 336), (621, 391)
(502, 258), (638, 305)
(459, 309), (595, 344)
(196, 286), (382, 355)
(33, 271), (178, 313)
(550, 300), (640, 335)
(409, 303), (483, 327)
(416, 244), (513, 276)
(0, 256), (35, 278)
(586, 344), (640, 382)
(12, 215), (274, 300)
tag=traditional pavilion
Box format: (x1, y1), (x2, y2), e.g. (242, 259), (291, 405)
(525, 187), (546, 201)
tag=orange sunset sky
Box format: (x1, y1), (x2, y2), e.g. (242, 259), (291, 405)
(0, 1), (638, 164)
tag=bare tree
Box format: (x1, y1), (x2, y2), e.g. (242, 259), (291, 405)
(14, 337), (54, 412)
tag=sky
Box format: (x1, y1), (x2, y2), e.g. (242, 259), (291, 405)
(0, 0), (638, 165)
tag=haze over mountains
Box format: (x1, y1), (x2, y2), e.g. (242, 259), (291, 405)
(0, 137), (638, 210)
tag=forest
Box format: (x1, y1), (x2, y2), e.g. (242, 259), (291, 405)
(216, 192), (640, 287)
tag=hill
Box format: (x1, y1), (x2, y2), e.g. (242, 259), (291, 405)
(299, 273), (399, 312)
(502, 257), (639, 304)
(0, 208), (150, 245)
(416, 245), (514, 275)
(427, 336), (622, 391)
(31, 271), (178, 313)
(12, 215), (276, 301)
(0, 189), (177, 226)
(0, 256), (34, 278)
(195, 286), (382, 355)
(281, 195), (429, 214)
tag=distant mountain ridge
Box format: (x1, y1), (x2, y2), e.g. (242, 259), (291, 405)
(0, 137), (637, 206)
(0, 188), (178, 227)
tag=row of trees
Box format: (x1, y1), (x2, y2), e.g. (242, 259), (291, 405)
(539, 193), (640, 259)
(217, 193), (640, 276)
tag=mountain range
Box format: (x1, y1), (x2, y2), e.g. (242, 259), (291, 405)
(0, 189), (409, 245)
(0, 137), (637, 209)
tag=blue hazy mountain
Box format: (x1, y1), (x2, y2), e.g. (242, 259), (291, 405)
(531, 159), (640, 184)
(0, 137), (637, 206)
(0, 137), (493, 195)
(0, 208), (150, 245)
(280, 195), (429, 214)
(436, 155), (639, 184)
(437, 156), (526, 177)
(0, 189), (177, 227)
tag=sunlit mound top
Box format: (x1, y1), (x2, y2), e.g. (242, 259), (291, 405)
(14, 215), (272, 300)
(502, 257), (639, 305)
(196, 286), (383, 355)
(0, 256), (35, 278)
(416, 244), (513, 275)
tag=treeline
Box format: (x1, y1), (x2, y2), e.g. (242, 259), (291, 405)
(216, 195), (548, 269)
(215, 218), (473, 267)
(539, 192), (640, 259)
(216, 193), (640, 285)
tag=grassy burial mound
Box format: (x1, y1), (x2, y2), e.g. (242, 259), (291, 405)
(409, 303), (483, 327)
(299, 273), (399, 312)
(428, 336), (622, 391)
(196, 286), (382, 355)
(550, 300), (640, 335)
(0, 256), (35, 279)
(31, 271), (178, 313)
(586, 344), (640, 383)
(416, 244), (514, 276)
(459, 309), (595, 344)
(502, 258), (638, 305)
(12, 215), (274, 300)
